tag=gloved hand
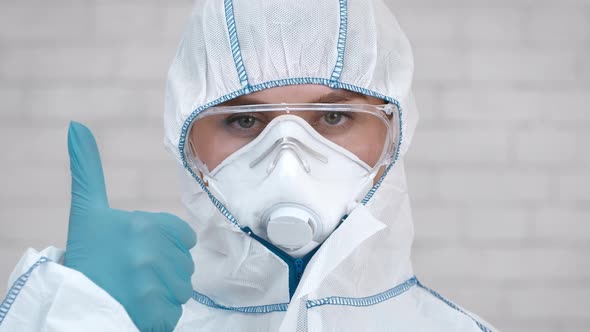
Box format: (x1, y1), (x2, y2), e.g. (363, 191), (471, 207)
(63, 122), (196, 332)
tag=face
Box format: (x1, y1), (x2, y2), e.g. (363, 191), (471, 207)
(189, 84), (389, 183)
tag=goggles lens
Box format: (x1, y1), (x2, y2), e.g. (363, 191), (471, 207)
(186, 104), (400, 173)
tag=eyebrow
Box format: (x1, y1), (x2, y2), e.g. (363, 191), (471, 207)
(220, 89), (368, 106)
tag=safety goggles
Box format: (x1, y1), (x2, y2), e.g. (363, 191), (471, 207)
(186, 103), (400, 174)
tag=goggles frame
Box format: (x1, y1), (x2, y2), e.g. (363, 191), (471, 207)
(185, 103), (401, 175)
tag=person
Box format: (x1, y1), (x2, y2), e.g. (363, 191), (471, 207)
(0, 0), (498, 331)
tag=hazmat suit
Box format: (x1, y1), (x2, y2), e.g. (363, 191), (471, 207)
(0, 0), (497, 331)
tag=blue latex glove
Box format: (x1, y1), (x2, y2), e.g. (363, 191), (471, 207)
(64, 122), (196, 332)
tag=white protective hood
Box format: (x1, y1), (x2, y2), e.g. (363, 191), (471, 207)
(163, 0), (494, 331)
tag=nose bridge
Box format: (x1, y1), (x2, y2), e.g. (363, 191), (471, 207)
(250, 137), (327, 174)
(270, 141), (310, 174)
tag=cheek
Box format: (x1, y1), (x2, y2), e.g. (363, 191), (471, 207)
(346, 125), (388, 168)
(190, 120), (253, 172)
(373, 165), (386, 185)
(350, 140), (384, 167)
(193, 135), (244, 171)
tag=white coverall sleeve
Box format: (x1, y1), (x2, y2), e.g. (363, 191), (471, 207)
(0, 247), (138, 332)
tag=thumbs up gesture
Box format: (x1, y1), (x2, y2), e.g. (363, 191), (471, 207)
(64, 122), (196, 332)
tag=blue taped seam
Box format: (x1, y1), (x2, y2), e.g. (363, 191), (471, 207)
(192, 291), (289, 313)
(224, 0), (250, 89)
(329, 0), (348, 84)
(0, 257), (49, 326)
(178, 77), (403, 232)
(416, 280), (493, 332)
(192, 277), (417, 313)
(306, 276), (417, 309)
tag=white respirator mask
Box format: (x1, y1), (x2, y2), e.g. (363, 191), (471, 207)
(186, 104), (399, 257)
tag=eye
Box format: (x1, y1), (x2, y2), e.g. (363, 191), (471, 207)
(226, 114), (259, 129)
(322, 112), (353, 126)
(324, 112), (343, 125)
(236, 115), (256, 128)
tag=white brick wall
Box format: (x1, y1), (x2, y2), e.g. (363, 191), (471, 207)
(396, 1), (590, 331)
(0, 1), (588, 331)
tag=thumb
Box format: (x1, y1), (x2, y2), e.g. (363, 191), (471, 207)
(68, 121), (109, 212)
